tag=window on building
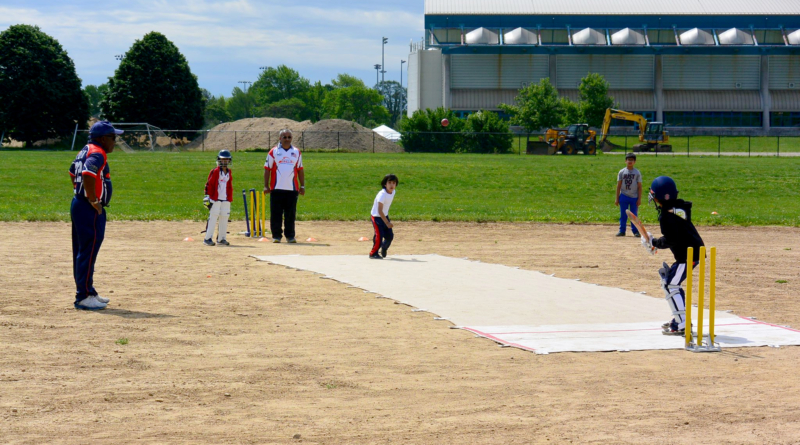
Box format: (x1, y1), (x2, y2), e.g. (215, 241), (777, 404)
(665, 112), (762, 127)
(771, 112), (800, 127)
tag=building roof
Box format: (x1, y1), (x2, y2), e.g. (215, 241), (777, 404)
(424, 0), (800, 16)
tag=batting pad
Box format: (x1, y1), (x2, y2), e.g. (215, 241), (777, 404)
(254, 254), (800, 354)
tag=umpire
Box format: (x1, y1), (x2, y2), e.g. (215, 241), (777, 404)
(69, 121), (122, 310)
(264, 129), (305, 243)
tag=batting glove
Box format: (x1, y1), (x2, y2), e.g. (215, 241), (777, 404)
(641, 234), (656, 255)
(203, 195), (212, 210)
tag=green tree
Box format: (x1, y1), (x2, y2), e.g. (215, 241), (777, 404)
(462, 110), (512, 153)
(84, 84), (108, 118)
(578, 73), (614, 128)
(499, 78), (561, 132)
(204, 95), (230, 127)
(101, 32), (204, 131)
(302, 81), (331, 122)
(399, 107), (462, 152)
(262, 98), (307, 121)
(331, 73), (365, 89)
(559, 97), (580, 127)
(253, 65), (311, 105)
(322, 85), (389, 126)
(375, 81), (407, 128)
(0, 25), (89, 146)
(226, 86), (254, 121)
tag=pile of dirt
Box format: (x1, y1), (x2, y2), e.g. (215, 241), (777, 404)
(189, 118), (403, 153)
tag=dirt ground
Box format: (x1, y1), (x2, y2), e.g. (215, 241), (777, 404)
(2, 221), (800, 444)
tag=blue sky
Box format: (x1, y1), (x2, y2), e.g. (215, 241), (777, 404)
(1, 0), (424, 97)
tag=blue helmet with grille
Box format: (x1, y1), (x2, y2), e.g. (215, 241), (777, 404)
(217, 150), (232, 167)
(649, 176), (678, 204)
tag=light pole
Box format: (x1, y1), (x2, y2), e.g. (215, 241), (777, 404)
(381, 37), (388, 83)
(238, 80), (252, 118)
(400, 60), (406, 88)
(374, 64), (381, 87)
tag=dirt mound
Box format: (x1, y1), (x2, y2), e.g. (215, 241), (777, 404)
(189, 118), (403, 153)
(303, 119), (403, 153)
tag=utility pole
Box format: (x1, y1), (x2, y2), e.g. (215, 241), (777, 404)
(381, 37), (388, 83)
(400, 60), (406, 88)
(238, 80), (252, 118)
(374, 64), (381, 87)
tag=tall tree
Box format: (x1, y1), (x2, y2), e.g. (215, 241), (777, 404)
(101, 32), (204, 130)
(226, 86), (254, 121)
(253, 65), (311, 105)
(331, 73), (365, 89)
(322, 85), (389, 127)
(84, 84), (108, 118)
(302, 81), (331, 122)
(499, 78), (562, 132)
(375, 81), (407, 128)
(578, 73), (614, 128)
(204, 95), (230, 127)
(0, 25), (89, 146)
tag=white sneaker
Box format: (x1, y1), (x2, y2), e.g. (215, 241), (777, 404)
(94, 294), (110, 304)
(75, 296), (107, 311)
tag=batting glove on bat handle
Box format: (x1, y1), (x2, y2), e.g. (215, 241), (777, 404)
(641, 234), (656, 255)
(203, 195), (212, 210)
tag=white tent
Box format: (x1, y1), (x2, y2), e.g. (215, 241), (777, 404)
(373, 125), (401, 142)
(611, 28), (646, 45)
(465, 27), (499, 44)
(788, 29), (800, 45)
(504, 27), (538, 45)
(572, 28), (606, 45)
(718, 28), (754, 45)
(680, 28), (715, 45)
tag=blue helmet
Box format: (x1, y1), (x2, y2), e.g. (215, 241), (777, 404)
(217, 150), (232, 167)
(649, 176), (678, 202)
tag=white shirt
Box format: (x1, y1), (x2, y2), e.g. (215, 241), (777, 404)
(371, 189), (395, 217)
(265, 145), (303, 191)
(217, 170), (230, 201)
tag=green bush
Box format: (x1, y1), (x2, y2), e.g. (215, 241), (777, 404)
(461, 110), (512, 153)
(399, 107), (463, 152)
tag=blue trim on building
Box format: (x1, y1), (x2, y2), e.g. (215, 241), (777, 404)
(425, 15), (800, 30)
(436, 45), (800, 55)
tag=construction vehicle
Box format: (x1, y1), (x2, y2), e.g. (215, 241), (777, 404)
(527, 124), (597, 155)
(598, 108), (671, 152)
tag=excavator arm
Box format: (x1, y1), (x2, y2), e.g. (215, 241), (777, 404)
(598, 108), (651, 151)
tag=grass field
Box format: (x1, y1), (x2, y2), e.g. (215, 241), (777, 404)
(2, 150), (799, 226)
(514, 135), (800, 154)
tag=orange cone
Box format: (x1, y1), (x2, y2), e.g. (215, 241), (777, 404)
(711, 211), (719, 215)
(306, 237), (318, 242)
(358, 236), (370, 242)
(183, 237), (194, 242)
(258, 237), (270, 242)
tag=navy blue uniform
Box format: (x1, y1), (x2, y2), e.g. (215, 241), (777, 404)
(69, 143), (111, 304)
(652, 199), (704, 331)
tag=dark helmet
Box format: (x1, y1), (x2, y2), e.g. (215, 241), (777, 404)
(217, 150), (232, 167)
(649, 176), (678, 202)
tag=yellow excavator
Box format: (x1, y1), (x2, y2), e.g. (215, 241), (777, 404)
(598, 109), (671, 152)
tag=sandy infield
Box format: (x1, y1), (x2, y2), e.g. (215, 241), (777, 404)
(1, 220), (799, 444)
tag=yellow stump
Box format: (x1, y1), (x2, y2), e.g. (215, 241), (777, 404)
(261, 190), (267, 236)
(709, 247), (716, 345)
(250, 189), (256, 238)
(255, 191), (262, 237)
(685, 247), (693, 348)
(697, 246), (706, 347)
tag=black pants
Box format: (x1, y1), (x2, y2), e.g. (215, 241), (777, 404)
(270, 189), (298, 240)
(370, 216), (393, 256)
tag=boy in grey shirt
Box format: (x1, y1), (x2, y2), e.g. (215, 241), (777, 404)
(615, 153), (643, 236)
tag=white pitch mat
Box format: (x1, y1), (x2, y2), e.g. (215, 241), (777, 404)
(254, 254), (800, 354)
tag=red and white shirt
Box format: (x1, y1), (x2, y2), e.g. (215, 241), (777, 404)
(264, 145), (303, 191)
(205, 167), (233, 202)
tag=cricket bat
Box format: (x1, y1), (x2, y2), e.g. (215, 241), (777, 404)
(626, 210), (649, 240)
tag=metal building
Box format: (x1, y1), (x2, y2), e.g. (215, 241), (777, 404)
(407, 0), (800, 131)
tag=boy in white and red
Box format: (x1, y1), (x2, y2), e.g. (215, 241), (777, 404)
(203, 150), (233, 246)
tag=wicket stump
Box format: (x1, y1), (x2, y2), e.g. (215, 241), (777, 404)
(685, 246), (721, 352)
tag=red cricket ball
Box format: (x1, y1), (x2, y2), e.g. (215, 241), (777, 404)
(441, 118), (449, 127)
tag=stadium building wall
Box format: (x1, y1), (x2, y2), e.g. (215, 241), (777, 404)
(407, 1), (800, 132)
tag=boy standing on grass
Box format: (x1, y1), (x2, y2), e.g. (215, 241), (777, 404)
(369, 174), (398, 259)
(615, 153), (643, 237)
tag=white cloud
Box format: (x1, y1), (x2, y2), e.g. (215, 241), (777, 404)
(1, 0), (424, 94)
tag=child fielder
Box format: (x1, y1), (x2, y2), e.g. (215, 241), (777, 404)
(615, 153), (642, 237)
(203, 150), (233, 246)
(641, 176), (705, 335)
(369, 174), (398, 259)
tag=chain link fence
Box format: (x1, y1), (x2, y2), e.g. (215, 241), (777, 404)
(3, 129), (800, 156)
